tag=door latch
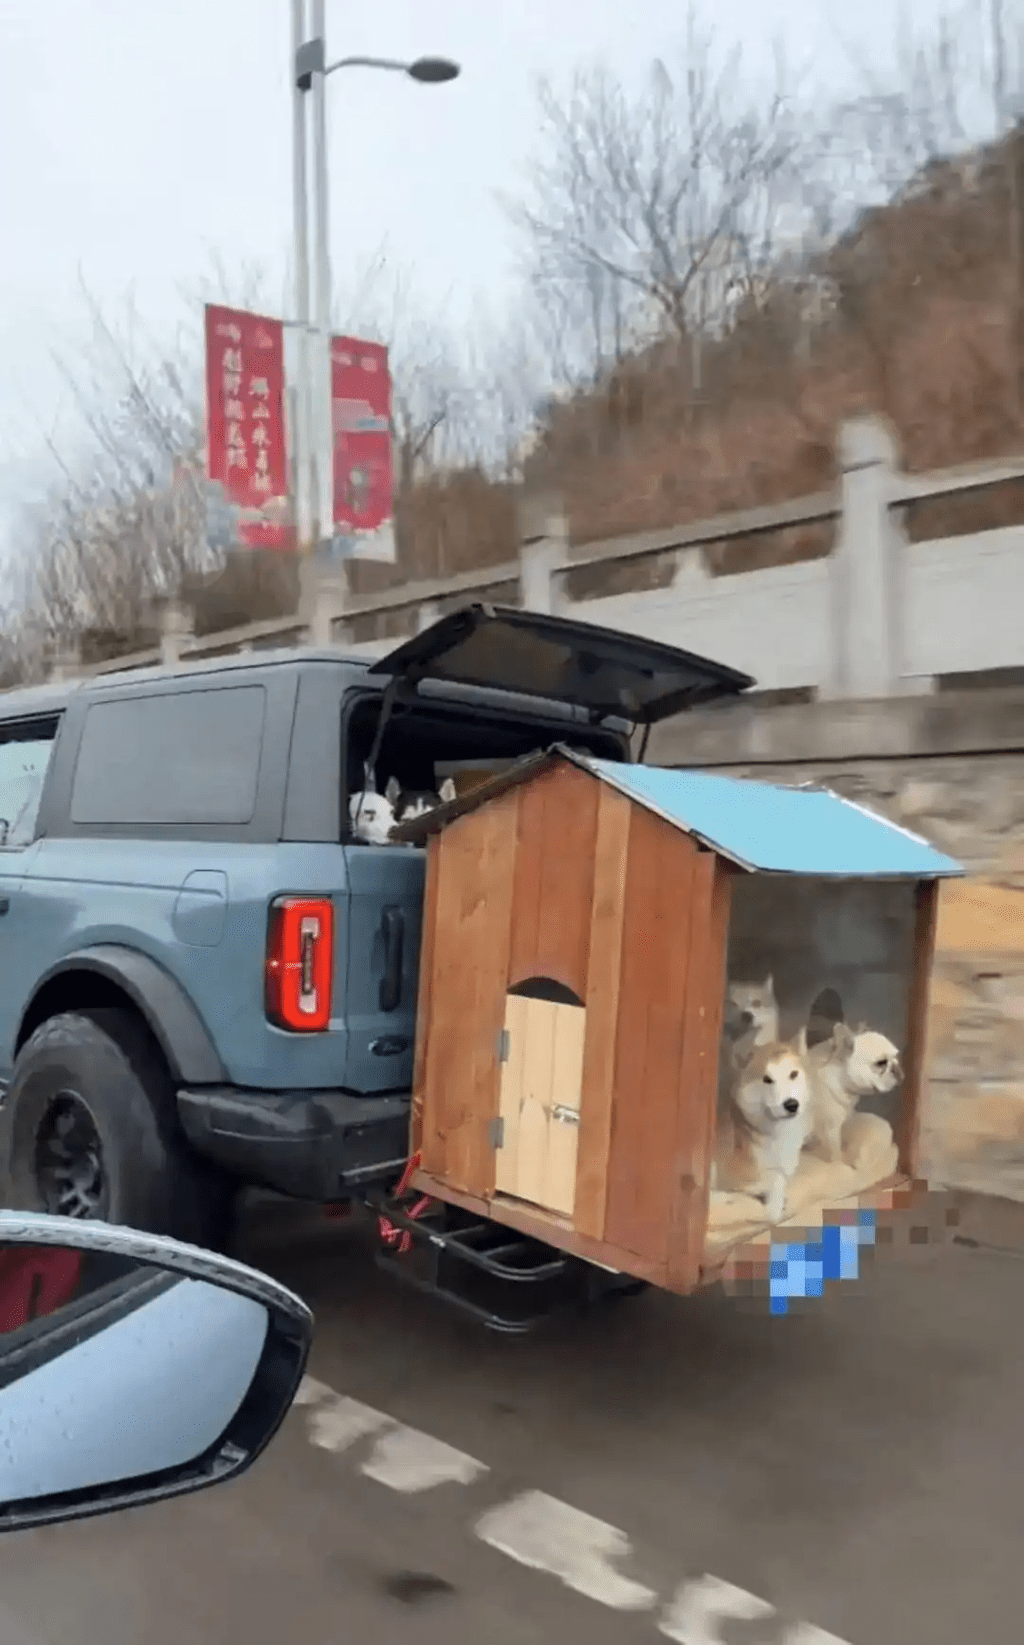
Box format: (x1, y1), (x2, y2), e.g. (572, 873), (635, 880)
(552, 1105), (580, 1126)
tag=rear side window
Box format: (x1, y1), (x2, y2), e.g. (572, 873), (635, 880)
(0, 722), (58, 848)
(71, 687), (266, 827)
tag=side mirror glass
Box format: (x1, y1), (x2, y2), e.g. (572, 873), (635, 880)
(0, 1214), (312, 1533)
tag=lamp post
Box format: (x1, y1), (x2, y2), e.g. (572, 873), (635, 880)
(289, 0), (315, 559)
(291, 6), (460, 562)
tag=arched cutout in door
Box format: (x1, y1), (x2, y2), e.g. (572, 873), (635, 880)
(496, 974), (586, 1217)
(507, 977), (584, 1007)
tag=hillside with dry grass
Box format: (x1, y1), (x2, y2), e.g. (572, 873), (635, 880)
(531, 132), (1024, 577)
(351, 127), (1024, 619)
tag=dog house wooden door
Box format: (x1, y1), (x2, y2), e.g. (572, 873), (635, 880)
(495, 989), (587, 1217)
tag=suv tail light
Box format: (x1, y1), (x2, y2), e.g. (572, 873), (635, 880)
(265, 897), (334, 1032)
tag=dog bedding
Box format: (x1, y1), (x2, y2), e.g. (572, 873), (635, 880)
(703, 1111), (899, 1259)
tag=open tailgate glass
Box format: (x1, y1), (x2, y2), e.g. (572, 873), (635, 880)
(367, 604), (753, 725)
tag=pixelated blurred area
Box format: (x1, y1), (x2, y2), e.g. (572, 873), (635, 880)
(718, 1181), (961, 1313)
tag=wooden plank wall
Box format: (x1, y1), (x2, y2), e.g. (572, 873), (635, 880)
(507, 763), (600, 1000)
(601, 809), (728, 1281)
(413, 761), (730, 1290)
(667, 858), (732, 1288)
(894, 878), (939, 1178)
(415, 764), (601, 1196)
(574, 784), (632, 1237)
(416, 789), (519, 1193)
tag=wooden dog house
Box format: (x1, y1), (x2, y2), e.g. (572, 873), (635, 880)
(397, 747), (963, 1294)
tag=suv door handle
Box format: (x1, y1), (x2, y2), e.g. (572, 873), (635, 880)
(379, 907), (405, 1014)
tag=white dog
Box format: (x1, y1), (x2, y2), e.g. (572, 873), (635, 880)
(800, 1022), (903, 1164)
(348, 787), (397, 845)
(722, 975), (780, 1079)
(712, 1038), (812, 1223)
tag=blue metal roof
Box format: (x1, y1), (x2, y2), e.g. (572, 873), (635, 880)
(577, 756), (963, 879)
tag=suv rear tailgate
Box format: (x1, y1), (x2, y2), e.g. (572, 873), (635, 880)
(368, 603), (753, 724)
(341, 842), (424, 1095)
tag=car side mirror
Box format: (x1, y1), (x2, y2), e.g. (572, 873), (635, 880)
(0, 1212), (313, 1533)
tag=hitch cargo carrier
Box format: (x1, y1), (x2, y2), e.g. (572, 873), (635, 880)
(366, 1162), (645, 1332)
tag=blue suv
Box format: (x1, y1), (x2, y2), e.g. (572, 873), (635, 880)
(0, 604), (750, 1249)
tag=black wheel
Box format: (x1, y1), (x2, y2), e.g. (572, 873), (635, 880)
(0, 1008), (237, 1251)
(35, 1090), (108, 1219)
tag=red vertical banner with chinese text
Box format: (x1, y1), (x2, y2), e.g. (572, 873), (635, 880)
(204, 305), (293, 550)
(331, 335), (395, 561)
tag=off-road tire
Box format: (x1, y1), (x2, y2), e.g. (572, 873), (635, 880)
(0, 1007), (237, 1252)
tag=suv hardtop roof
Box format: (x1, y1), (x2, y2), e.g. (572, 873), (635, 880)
(0, 605), (753, 730)
(0, 649), (626, 730)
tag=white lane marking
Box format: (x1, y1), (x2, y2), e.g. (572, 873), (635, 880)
(660, 1578), (853, 1645)
(295, 1376), (854, 1642)
(298, 1376), (487, 1491)
(659, 1574), (776, 1643)
(307, 1394), (392, 1454)
(474, 1490), (657, 1612)
(360, 1425), (488, 1493)
(293, 1376), (334, 1407)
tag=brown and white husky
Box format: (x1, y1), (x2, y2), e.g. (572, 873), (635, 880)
(711, 1038), (812, 1223)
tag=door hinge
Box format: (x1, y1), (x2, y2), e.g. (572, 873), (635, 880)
(496, 1028), (511, 1063)
(489, 1116), (505, 1150)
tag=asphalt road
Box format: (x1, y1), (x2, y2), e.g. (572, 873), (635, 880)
(2, 1195), (1022, 1645)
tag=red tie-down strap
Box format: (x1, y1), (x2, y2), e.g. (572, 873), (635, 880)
(377, 1151), (433, 1256)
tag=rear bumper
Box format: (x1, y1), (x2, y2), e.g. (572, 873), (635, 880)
(176, 1086), (411, 1201)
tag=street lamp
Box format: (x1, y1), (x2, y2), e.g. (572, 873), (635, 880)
(295, 45), (461, 91)
(289, 0), (461, 559)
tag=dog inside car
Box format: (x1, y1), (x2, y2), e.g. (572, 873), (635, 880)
(348, 787), (397, 845)
(384, 776), (456, 824)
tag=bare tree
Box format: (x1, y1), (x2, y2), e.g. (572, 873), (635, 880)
(817, 0), (1024, 425)
(823, 0), (1022, 206)
(526, 253), (633, 388)
(4, 257), (314, 672)
(8, 278), (222, 665)
(456, 300), (553, 480)
(342, 254), (480, 489)
(507, 6), (808, 389)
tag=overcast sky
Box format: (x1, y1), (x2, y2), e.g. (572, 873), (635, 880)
(0, 0), (998, 557)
